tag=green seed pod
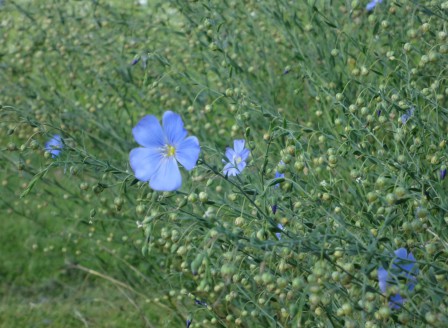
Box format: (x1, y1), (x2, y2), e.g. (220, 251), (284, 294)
(261, 272), (274, 284)
(256, 228), (268, 241)
(114, 196), (123, 211)
(136, 204), (146, 216)
(394, 187), (407, 198)
(199, 192), (208, 202)
(92, 184), (105, 194)
(188, 192), (198, 203)
(385, 193), (397, 205)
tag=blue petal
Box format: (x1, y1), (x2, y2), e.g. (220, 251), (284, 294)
(149, 157), (182, 191)
(175, 136), (200, 171)
(130, 147), (163, 181)
(223, 162), (239, 176)
(393, 248), (416, 274)
(389, 293), (404, 309)
(132, 115), (165, 148)
(366, 0), (382, 11)
(233, 139), (246, 154)
(163, 111), (187, 145)
(378, 267), (388, 293)
(237, 160), (247, 173)
(275, 171), (285, 179)
(394, 248), (408, 260)
(225, 147), (236, 162)
(239, 148), (250, 161)
(45, 134), (63, 158)
(276, 223), (284, 240)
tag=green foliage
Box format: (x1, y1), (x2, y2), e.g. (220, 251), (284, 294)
(1, 0), (447, 327)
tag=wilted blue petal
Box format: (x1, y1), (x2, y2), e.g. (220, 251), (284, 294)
(130, 147), (163, 181)
(175, 136), (200, 171)
(233, 139), (246, 154)
(163, 111), (187, 145)
(441, 168), (447, 180)
(132, 115), (165, 148)
(131, 57), (140, 65)
(149, 157), (182, 191)
(186, 319), (192, 328)
(378, 267), (388, 293)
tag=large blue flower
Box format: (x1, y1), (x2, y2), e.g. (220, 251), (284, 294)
(223, 139), (250, 176)
(378, 248), (418, 309)
(129, 111), (200, 192)
(45, 134), (63, 158)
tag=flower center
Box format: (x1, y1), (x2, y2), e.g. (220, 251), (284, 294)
(165, 145), (176, 157)
(235, 156), (242, 164)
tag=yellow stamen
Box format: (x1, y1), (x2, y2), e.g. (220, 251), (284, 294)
(166, 145), (176, 157)
(235, 156), (242, 164)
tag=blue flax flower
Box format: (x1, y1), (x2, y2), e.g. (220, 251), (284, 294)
(276, 223), (284, 240)
(378, 248), (418, 309)
(366, 0), (383, 11)
(401, 107), (415, 125)
(223, 139), (250, 176)
(440, 167), (447, 180)
(275, 161), (285, 188)
(45, 134), (63, 158)
(130, 111), (200, 192)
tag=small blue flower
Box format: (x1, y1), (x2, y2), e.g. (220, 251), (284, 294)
(130, 111), (200, 192)
(440, 168), (447, 180)
(131, 57), (140, 66)
(194, 299), (208, 307)
(366, 0), (383, 11)
(186, 318), (192, 328)
(223, 139), (250, 176)
(45, 134), (63, 158)
(276, 223), (284, 240)
(378, 248), (418, 309)
(274, 161), (285, 188)
(271, 204), (278, 214)
(401, 107), (415, 125)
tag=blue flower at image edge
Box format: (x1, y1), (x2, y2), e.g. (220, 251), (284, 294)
(223, 139), (250, 176)
(45, 134), (63, 158)
(378, 248), (418, 309)
(129, 111), (200, 192)
(366, 0), (383, 11)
